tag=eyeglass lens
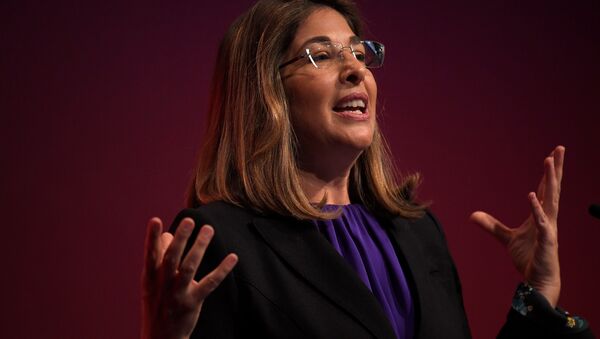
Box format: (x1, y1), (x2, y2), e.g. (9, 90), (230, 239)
(306, 40), (384, 69)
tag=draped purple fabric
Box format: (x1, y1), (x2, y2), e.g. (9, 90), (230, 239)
(313, 204), (414, 339)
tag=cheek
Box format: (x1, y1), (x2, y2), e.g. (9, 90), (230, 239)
(287, 92), (317, 137)
(286, 80), (311, 112)
(367, 76), (378, 111)
(286, 78), (332, 119)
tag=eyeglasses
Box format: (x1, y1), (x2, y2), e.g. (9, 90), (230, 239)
(279, 40), (385, 70)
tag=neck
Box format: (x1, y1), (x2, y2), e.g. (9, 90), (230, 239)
(297, 150), (361, 205)
(299, 169), (351, 205)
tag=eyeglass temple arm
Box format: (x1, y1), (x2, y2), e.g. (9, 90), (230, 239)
(279, 55), (305, 69)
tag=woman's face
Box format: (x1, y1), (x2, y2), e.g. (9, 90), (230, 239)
(281, 7), (377, 165)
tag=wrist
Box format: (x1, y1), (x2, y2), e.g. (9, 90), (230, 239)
(528, 278), (561, 308)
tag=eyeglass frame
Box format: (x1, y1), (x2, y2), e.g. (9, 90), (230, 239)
(278, 39), (385, 70)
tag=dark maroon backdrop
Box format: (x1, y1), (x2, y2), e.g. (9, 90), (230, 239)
(2, 1), (599, 338)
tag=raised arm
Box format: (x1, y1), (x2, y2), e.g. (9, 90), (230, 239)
(471, 146), (594, 337)
(471, 146), (564, 306)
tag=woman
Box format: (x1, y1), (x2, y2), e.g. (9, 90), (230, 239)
(141, 0), (593, 338)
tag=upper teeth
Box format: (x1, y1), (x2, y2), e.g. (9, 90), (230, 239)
(340, 99), (365, 109)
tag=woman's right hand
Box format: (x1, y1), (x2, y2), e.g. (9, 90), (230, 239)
(141, 217), (238, 339)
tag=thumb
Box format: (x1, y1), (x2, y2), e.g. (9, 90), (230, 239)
(470, 211), (512, 246)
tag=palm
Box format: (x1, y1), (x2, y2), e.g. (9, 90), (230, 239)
(507, 217), (537, 275)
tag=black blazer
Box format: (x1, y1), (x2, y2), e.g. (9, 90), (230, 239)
(171, 201), (593, 339)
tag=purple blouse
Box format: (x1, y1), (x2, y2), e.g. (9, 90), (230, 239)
(313, 204), (414, 339)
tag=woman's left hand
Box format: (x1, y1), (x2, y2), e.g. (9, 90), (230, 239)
(470, 145), (564, 307)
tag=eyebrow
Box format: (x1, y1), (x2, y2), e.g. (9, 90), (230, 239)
(299, 35), (332, 47)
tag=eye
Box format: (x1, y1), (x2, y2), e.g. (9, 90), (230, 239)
(353, 51), (366, 63)
(311, 52), (332, 62)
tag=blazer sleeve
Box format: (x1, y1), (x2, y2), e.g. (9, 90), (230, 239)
(170, 206), (309, 339)
(427, 212), (595, 339)
(497, 303), (595, 338)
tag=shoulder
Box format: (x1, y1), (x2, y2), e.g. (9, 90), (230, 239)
(170, 201), (257, 233)
(387, 209), (456, 266)
(169, 201), (291, 255)
(394, 209), (448, 240)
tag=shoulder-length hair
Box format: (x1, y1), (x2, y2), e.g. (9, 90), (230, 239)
(187, 0), (425, 220)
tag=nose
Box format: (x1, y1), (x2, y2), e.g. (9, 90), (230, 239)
(338, 51), (366, 85)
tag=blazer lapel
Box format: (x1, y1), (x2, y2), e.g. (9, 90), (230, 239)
(252, 215), (397, 339)
(385, 216), (435, 339)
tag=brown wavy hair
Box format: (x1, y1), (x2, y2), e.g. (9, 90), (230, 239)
(186, 0), (425, 220)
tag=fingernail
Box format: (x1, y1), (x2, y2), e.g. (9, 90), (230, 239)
(200, 225), (213, 237)
(227, 255), (238, 269)
(181, 221), (193, 233)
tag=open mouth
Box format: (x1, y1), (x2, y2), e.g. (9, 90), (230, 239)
(333, 99), (367, 114)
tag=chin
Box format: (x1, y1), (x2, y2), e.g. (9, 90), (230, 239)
(347, 134), (374, 151)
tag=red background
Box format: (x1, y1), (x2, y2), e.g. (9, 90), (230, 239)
(2, 1), (599, 338)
